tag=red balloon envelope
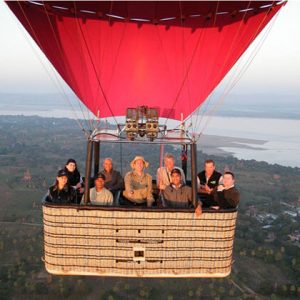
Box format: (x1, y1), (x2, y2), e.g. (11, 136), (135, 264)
(7, 1), (286, 120)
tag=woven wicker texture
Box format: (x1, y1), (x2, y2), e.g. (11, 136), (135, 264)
(43, 205), (237, 277)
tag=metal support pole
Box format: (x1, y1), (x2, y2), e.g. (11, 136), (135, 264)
(84, 139), (93, 204)
(181, 144), (188, 178)
(191, 142), (198, 208)
(93, 141), (100, 177)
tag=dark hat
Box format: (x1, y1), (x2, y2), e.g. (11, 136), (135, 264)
(170, 168), (181, 176)
(57, 169), (68, 177)
(95, 172), (106, 181)
(66, 158), (76, 165)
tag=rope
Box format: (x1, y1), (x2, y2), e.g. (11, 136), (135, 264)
(73, 2), (119, 128)
(163, 16), (211, 127)
(191, 0), (252, 136)
(190, 1), (222, 134)
(179, 1), (194, 133)
(195, 2), (281, 138)
(42, 3), (93, 132)
(70, 3), (101, 132)
(187, 1), (281, 141)
(15, 2), (88, 135)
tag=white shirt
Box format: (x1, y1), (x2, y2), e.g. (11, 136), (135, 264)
(81, 187), (113, 205)
(157, 166), (186, 190)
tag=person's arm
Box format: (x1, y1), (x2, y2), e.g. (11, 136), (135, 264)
(146, 175), (154, 206)
(195, 202), (202, 217)
(80, 194), (85, 205)
(44, 189), (53, 203)
(124, 172), (134, 196)
(218, 175), (223, 185)
(70, 187), (77, 204)
(199, 184), (212, 194)
(157, 167), (166, 190)
(114, 171), (124, 190)
(146, 174), (153, 200)
(108, 190), (113, 205)
(214, 188), (239, 209)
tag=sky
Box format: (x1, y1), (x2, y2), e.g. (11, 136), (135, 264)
(0, 0), (300, 98)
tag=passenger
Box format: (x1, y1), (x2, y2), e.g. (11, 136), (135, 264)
(81, 173), (113, 206)
(123, 156), (154, 207)
(157, 153), (186, 190)
(210, 172), (240, 209)
(197, 159), (222, 207)
(101, 157), (124, 199)
(64, 158), (84, 193)
(163, 168), (202, 216)
(45, 169), (77, 204)
(162, 168), (192, 208)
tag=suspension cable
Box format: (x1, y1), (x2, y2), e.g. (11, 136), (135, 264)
(163, 16), (210, 127)
(16, 1), (88, 135)
(193, 2), (282, 139)
(73, 2), (119, 128)
(190, 0), (252, 135)
(41, 3), (93, 132)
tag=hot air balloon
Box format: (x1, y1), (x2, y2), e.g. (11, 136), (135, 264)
(7, 1), (286, 277)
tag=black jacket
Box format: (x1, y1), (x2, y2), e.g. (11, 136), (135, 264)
(212, 186), (240, 209)
(102, 169), (124, 192)
(197, 170), (222, 189)
(45, 184), (77, 204)
(64, 167), (81, 187)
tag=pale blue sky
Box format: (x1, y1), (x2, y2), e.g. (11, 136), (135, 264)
(0, 0), (299, 97)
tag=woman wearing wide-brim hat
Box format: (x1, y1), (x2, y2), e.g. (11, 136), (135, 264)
(123, 156), (154, 207)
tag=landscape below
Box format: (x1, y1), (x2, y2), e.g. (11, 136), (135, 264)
(0, 115), (299, 300)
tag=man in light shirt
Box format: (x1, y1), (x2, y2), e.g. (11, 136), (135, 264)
(82, 173), (113, 205)
(157, 153), (185, 190)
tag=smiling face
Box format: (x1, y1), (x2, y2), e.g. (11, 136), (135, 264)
(57, 175), (68, 188)
(205, 162), (215, 177)
(164, 157), (175, 172)
(103, 159), (113, 173)
(134, 159), (145, 173)
(171, 172), (181, 187)
(66, 162), (76, 173)
(95, 177), (105, 191)
(223, 173), (235, 188)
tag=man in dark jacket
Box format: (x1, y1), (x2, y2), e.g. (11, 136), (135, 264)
(162, 168), (192, 208)
(197, 159), (222, 207)
(101, 157), (124, 203)
(211, 172), (239, 209)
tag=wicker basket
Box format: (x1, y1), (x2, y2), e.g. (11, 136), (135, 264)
(43, 204), (237, 277)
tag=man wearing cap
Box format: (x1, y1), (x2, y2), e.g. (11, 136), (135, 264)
(82, 173), (113, 205)
(157, 153), (186, 190)
(45, 169), (77, 204)
(162, 168), (193, 208)
(123, 156), (154, 207)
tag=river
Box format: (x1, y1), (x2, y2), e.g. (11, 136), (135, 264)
(0, 107), (299, 168)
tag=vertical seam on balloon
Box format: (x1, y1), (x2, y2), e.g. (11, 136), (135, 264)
(191, 0), (221, 135)
(163, 16), (210, 126)
(192, 0), (252, 136)
(197, 1), (283, 137)
(73, 2), (119, 127)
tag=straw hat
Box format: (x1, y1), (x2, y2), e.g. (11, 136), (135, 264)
(130, 156), (149, 169)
